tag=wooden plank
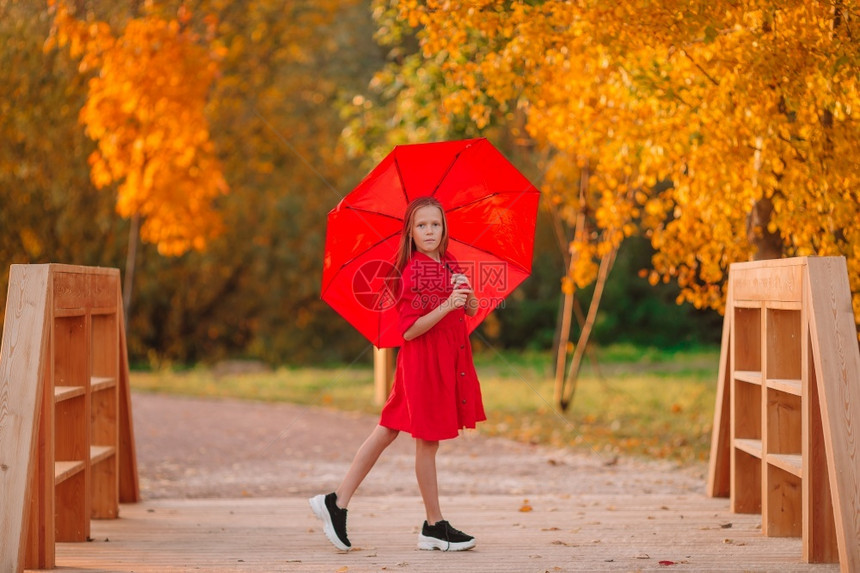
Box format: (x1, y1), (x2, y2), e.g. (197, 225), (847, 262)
(766, 307), (802, 380)
(90, 377), (117, 392)
(759, 294), (771, 536)
(88, 272), (118, 309)
(767, 378), (802, 396)
(117, 308), (140, 503)
(42, 495), (841, 573)
(55, 471), (88, 542)
(805, 257), (860, 572)
(53, 272), (87, 310)
(804, 331), (840, 563)
(55, 385), (87, 402)
(90, 448), (118, 519)
(0, 265), (50, 573)
(735, 370), (763, 385)
(733, 299), (764, 309)
(733, 306), (762, 371)
(54, 461), (86, 484)
(733, 447), (763, 514)
(734, 381), (761, 439)
(765, 387), (801, 456)
(90, 445), (115, 465)
(766, 463), (802, 537)
(707, 290), (732, 498)
(735, 438), (763, 458)
(765, 300), (803, 311)
(767, 454), (802, 478)
(732, 260), (804, 302)
(26, 351), (55, 569)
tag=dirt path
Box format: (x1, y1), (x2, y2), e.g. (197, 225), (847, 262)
(132, 392), (708, 501)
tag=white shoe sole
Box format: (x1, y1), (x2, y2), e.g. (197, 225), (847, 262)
(417, 533), (476, 551)
(309, 495), (350, 551)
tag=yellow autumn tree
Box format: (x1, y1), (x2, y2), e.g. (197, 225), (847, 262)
(393, 0), (860, 406)
(48, 1), (227, 319)
(49, 2), (226, 257)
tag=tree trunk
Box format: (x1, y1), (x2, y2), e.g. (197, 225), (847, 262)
(747, 196), (782, 261)
(123, 213), (140, 329)
(553, 285), (574, 406)
(560, 246), (618, 410)
(552, 159), (605, 408)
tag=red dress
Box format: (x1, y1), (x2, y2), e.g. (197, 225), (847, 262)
(379, 252), (486, 440)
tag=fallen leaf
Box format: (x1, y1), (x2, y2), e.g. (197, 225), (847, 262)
(336, 567), (348, 573)
(719, 522), (733, 528)
(635, 554), (650, 559)
(519, 499), (533, 512)
(659, 560), (676, 566)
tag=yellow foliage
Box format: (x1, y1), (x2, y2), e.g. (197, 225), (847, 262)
(395, 0), (860, 329)
(49, 1), (227, 256)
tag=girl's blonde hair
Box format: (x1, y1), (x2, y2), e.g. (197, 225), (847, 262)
(394, 196), (449, 272)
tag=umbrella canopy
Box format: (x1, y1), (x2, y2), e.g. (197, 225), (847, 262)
(321, 138), (540, 348)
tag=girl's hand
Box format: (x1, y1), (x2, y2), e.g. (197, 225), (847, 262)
(450, 273), (471, 290)
(445, 288), (470, 310)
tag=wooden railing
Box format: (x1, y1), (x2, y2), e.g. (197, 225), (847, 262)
(707, 256), (860, 572)
(0, 264), (139, 572)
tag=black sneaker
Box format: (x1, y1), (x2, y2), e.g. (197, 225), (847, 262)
(309, 492), (351, 551)
(417, 519), (476, 551)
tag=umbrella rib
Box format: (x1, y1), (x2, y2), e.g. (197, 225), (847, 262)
(445, 188), (538, 214)
(392, 155), (410, 205)
(324, 231), (401, 293)
(431, 141), (477, 197)
(344, 205), (403, 223)
(448, 237), (532, 275)
(448, 187), (539, 258)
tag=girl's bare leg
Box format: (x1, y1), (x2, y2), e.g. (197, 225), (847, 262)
(415, 438), (443, 524)
(335, 425), (399, 508)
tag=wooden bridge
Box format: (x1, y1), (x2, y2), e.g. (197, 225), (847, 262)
(36, 393), (842, 573)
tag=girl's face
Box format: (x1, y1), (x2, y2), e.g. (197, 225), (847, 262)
(410, 205), (445, 258)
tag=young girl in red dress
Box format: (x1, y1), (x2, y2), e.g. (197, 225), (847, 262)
(310, 196), (486, 552)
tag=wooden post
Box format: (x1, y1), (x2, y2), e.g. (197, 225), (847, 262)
(707, 256), (860, 571)
(805, 257), (860, 571)
(0, 264), (139, 572)
(373, 347), (394, 405)
(706, 280), (732, 498)
(0, 265), (50, 573)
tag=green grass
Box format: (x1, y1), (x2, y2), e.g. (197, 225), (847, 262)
(130, 344), (720, 466)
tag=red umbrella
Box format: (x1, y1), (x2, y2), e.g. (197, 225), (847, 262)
(321, 138), (540, 348)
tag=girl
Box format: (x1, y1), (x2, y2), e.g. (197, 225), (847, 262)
(310, 196), (486, 552)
